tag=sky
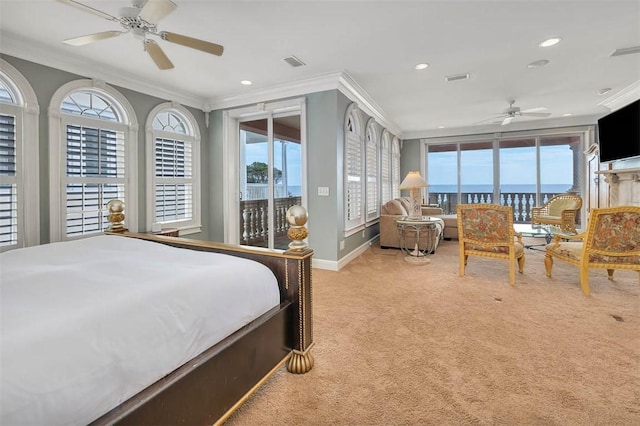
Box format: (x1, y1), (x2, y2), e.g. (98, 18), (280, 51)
(428, 144), (573, 188)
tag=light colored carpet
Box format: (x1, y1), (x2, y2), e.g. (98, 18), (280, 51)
(226, 238), (640, 425)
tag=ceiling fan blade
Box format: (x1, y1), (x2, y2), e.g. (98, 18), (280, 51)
(521, 106), (548, 113)
(520, 112), (551, 117)
(139, 0), (177, 25)
(160, 31), (224, 56)
(144, 40), (174, 70)
(502, 116), (514, 126)
(63, 31), (124, 46)
(55, 0), (119, 21)
(473, 116), (504, 125)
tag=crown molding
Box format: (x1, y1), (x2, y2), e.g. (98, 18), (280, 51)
(598, 80), (640, 112)
(336, 72), (402, 137)
(205, 71), (343, 111)
(0, 31), (207, 110)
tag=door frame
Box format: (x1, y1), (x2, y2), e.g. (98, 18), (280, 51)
(222, 98), (307, 246)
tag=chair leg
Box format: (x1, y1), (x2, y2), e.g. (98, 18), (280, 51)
(579, 266), (590, 296)
(459, 247), (466, 277)
(544, 254), (553, 277)
(517, 255), (525, 273)
(607, 269), (615, 280)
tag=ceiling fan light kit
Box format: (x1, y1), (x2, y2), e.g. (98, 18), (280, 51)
(56, 0), (224, 70)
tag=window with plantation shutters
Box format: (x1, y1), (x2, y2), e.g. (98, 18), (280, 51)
(61, 92), (126, 237)
(365, 121), (379, 222)
(147, 106), (200, 233)
(50, 80), (137, 242)
(391, 137), (401, 198)
(0, 61), (39, 251)
(344, 104), (364, 233)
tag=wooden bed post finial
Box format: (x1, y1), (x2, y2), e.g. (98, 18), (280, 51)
(106, 199), (127, 233)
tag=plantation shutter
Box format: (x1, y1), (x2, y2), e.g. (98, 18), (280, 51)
(381, 136), (391, 203)
(366, 129), (379, 221)
(154, 137), (193, 222)
(0, 113), (17, 246)
(65, 124), (125, 236)
(345, 120), (363, 230)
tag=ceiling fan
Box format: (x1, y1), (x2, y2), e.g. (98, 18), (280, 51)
(56, 0), (224, 70)
(489, 100), (551, 125)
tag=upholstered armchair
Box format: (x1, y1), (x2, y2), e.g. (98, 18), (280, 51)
(544, 206), (640, 296)
(531, 193), (583, 233)
(457, 204), (525, 285)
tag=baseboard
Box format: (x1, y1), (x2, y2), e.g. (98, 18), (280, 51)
(312, 237), (378, 271)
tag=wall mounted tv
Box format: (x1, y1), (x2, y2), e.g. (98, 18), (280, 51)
(597, 99), (640, 162)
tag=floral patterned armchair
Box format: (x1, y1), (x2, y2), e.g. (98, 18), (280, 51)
(544, 206), (640, 296)
(531, 193), (583, 233)
(457, 204), (525, 285)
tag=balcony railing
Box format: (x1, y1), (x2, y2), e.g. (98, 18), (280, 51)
(239, 196), (302, 247)
(427, 192), (581, 225)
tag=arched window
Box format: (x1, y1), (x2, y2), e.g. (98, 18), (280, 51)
(0, 59), (39, 251)
(380, 130), (392, 204)
(365, 119), (380, 222)
(344, 103), (364, 234)
(49, 80), (138, 241)
(391, 136), (401, 198)
(146, 103), (201, 233)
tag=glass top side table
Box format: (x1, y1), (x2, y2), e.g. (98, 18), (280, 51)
(395, 216), (439, 264)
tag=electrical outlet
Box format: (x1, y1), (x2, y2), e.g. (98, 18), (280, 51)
(339, 240), (345, 250)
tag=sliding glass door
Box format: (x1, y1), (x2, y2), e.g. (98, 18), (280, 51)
(239, 115), (302, 250)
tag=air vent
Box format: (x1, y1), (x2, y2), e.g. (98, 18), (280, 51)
(610, 46), (640, 57)
(445, 73), (470, 82)
(282, 55), (306, 67)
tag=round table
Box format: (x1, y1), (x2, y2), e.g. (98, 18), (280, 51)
(395, 216), (441, 264)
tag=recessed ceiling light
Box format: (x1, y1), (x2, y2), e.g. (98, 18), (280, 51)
(415, 63), (429, 70)
(527, 59), (550, 68)
(598, 88), (612, 95)
(241, 80), (252, 85)
(438, 125), (445, 129)
(562, 113), (573, 117)
(539, 37), (561, 47)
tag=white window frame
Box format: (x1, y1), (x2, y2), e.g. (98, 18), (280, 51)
(365, 118), (380, 224)
(146, 102), (201, 235)
(343, 103), (365, 236)
(49, 79), (138, 242)
(0, 59), (39, 251)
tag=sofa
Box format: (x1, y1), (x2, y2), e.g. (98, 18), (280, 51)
(379, 197), (458, 250)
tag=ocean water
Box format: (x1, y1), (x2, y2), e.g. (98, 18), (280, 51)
(429, 184), (573, 194)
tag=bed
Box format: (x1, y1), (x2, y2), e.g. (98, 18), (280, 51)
(1, 224), (313, 425)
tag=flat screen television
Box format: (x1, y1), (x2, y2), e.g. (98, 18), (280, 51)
(597, 99), (640, 162)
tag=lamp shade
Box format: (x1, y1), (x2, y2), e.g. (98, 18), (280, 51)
(399, 171), (428, 189)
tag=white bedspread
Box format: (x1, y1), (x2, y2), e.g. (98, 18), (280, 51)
(0, 235), (280, 426)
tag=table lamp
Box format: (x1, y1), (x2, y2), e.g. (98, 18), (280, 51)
(399, 171), (428, 218)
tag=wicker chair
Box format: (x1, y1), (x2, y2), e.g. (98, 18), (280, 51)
(544, 206), (640, 296)
(531, 193), (583, 233)
(457, 204), (525, 285)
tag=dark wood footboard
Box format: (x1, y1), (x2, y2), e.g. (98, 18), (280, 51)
(96, 232), (314, 424)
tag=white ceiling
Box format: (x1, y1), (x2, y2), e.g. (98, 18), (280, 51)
(1, 0), (639, 138)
